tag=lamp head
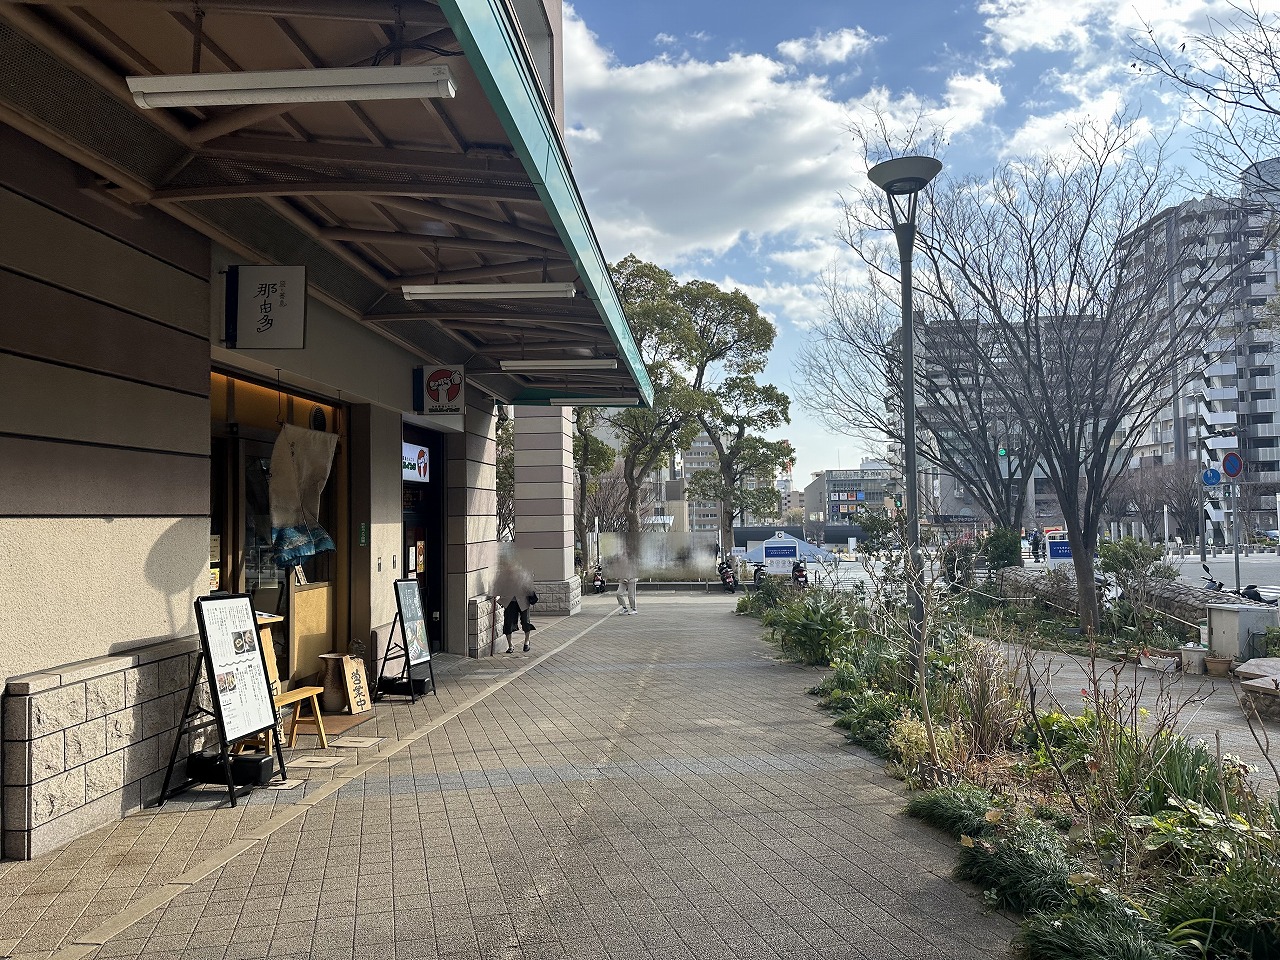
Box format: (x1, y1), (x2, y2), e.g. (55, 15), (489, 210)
(867, 156), (943, 196)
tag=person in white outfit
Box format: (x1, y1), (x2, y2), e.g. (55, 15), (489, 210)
(492, 558), (536, 652)
(614, 554), (638, 615)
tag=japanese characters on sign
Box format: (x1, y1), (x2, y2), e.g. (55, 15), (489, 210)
(194, 595), (277, 743)
(225, 265), (307, 349)
(412, 364), (466, 416)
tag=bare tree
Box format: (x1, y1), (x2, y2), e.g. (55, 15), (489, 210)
(1157, 461), (1207, 548)
(798, 271), (1036, 531)
(584, 465), (650, 534)
(908, 117), (1249, 630)
(1133, 2), (1280, 194)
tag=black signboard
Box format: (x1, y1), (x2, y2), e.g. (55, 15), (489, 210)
(157, 594), (286, 807)
(376, 579), (437, 702)
(394, 578), (432, 666)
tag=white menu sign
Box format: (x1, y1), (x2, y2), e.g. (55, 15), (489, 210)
(195, 595), (278, 742)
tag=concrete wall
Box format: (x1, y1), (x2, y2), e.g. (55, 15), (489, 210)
(348, 404), (406, 662)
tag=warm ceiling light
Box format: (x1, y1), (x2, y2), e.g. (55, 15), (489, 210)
(401, 282), (577, 300)
(127, 65), (455, 109)
(500, 359), (618, 371)
(549, 397), (640, 407)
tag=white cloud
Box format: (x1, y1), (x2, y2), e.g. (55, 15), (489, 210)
(654, 32), (677, 47)
(978, 0), (1241, 56)
(776, 27), (880, 65)
(562, 11), (999, 270)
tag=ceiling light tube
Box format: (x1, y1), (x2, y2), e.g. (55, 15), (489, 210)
(401, 282), (577, 300)
(549, 397), (640, 407)
(127, 65), (455, 109)
(500, 359), (618, 371)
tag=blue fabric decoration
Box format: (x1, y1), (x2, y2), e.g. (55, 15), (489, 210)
(271, 524), (336, 565)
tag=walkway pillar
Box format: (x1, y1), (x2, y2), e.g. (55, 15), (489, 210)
(513, 405), (581, 615)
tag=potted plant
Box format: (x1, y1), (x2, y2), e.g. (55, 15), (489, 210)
(1204, 651), (1233, 677)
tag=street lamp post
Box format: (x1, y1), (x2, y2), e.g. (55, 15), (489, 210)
(868, 155), (943, 688)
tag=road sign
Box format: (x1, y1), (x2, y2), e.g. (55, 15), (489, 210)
(1222, 451), (1245, 479)
(1202, 467), (1222, 487)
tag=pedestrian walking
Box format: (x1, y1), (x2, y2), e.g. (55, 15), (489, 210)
(492, 557), (537, 652)
(615, 554), (638, 615)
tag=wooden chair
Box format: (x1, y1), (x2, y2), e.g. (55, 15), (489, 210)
(263, 650), (328, 749)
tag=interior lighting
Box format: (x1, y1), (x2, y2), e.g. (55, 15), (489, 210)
(127, 65), (456, 109)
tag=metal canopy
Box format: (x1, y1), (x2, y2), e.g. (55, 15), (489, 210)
(0, 0), (652, 407)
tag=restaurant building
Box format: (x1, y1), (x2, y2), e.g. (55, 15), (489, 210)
(0, 0), (650, 859)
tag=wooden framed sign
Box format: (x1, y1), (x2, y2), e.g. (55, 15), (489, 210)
(393, 578), (431, 666)
(343, 656), (372, 715)
(195, 594), (278, 742)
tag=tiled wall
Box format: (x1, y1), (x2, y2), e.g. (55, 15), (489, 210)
(2, 638), (203, 860)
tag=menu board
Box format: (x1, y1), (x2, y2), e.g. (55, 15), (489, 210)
(393, 578), (431, 666)
(194, 595), (279, 743)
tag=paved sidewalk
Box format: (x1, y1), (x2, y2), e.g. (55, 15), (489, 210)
(1, 594), (1016, 960)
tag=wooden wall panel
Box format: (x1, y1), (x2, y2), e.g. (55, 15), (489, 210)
(0, 355), (208, 455)
(0, 189), (208, 338)
(0, 270), (208, 395)
(0, 437), (207, 517)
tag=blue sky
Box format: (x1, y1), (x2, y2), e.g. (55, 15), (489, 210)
(560, 1), (1245, 481)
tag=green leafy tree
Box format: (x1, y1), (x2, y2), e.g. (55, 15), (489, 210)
(572, 407), (616, 568)
(850, 509), (894, 551)
(608, 255), (782, 554)
(495, 412), (515, 541)
(687, 378), (792, 545)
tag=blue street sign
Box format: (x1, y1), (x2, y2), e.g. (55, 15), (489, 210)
(1222, 451), (1244, 479)
(1048, 540), (1072, 559)
(1202, 467), (1222, 487)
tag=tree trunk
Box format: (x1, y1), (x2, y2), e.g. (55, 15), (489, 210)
(1069, 533), (1100, 633)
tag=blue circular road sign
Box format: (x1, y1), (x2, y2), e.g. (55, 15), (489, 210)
(1202, 467), (1222, 487)
(1222, 452), (1245, 479)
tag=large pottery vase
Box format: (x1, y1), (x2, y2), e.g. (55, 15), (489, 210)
(1204, 656), (1232, 678)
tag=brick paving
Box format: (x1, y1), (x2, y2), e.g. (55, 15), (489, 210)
(3, 594), (1017, 960)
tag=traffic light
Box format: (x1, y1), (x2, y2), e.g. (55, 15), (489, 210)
(894, 494), (903, 508)
(998, 444), (1007, 457)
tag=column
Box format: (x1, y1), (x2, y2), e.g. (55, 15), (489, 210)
(447, 395), (499, 656)
(513, 405), (581, 616)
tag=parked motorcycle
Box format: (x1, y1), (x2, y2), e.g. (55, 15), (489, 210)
(751, 562), (767, 588)
(717, 560), (739, 593)
(1200, 563), (1277, 605)
(592, 565), (606, 594)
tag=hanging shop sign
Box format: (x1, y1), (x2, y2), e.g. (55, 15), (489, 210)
(402, 442), (430, 483)
(412, 365), (466, 416)
(224, 265), (307, 349)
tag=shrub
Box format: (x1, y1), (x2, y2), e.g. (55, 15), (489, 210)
(836, 688), (916, 757)
(736, 574), (790, 616)
(905, 783), (997, 839)
(941, 535), (978, 587)
(1020, 908), (1184, 960)
(763, 590), (855, 665)
(1160, 856), (1280, 959)
(887, 712), (966, 780)
(954, 819), (1079, 914)
(983, 527), (1024, 570)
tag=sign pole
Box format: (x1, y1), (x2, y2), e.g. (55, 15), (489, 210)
(1163, 504), (1170, 555)
(1233, 481), (1242, 592)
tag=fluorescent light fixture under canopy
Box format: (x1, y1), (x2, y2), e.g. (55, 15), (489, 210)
(500, 359), (618, 371)
(402, 282), (577, 300)
(127, 65), (456, 109)
(549, 397), (640, 407)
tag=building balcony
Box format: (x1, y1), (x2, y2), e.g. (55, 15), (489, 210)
(1203, 434), (1241, 449)
(1199, 407), (1238, 427)
(1201, 386), (1236, 402)
(1205, 361), (1239, 378)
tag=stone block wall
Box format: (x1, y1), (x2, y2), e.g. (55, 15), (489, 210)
(533, 575), (581, 616)
(468, 596), (499, 658)
(2, 637), (202, 860)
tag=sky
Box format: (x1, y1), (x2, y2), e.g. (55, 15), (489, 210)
(558, 0), (1259, 483)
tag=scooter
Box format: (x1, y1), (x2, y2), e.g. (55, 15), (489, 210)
(592, 565), (606, 594)
(791, 565), (809, 590)
(751, 562), (767, 588)
(1200, 563), (1277, 605)
(717, 560), (739, 593)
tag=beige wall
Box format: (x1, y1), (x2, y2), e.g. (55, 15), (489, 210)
(0, 518), (207, 681)
(513, 405), (574, 582)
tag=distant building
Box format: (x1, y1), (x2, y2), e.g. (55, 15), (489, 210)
(803, 460), (895, 524)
